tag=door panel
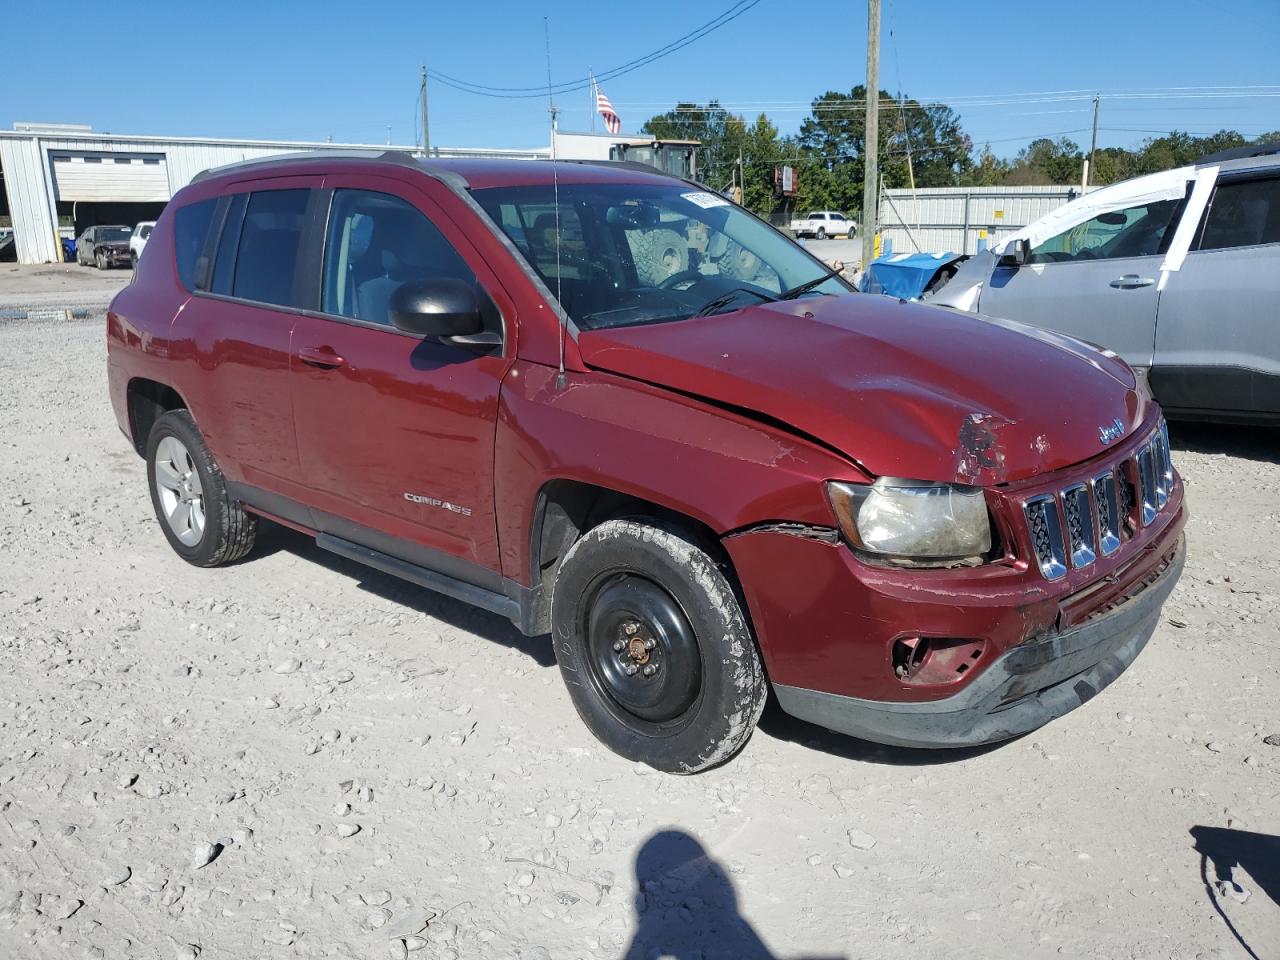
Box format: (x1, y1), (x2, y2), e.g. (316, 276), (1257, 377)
(289, 179), (514, 575)
(172, 183), (318, 490)
(1153, 245), (1280, 416)
(177, 296), (300, 487)
(979, 256), (1161, 368)
(978, 196), (1187, 368)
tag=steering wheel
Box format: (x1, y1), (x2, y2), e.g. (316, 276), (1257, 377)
(658, 269), (707, 291)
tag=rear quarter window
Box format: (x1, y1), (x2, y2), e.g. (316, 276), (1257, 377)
(231, 189), (311, 307)
(173, 199), (217, 291)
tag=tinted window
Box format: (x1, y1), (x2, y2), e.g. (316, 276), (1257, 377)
(1030, 198), (1183, 264)
(321, 189), (488, 327)
(173, 199), (217, 291)
(232, 189), (310, 307)
(211, 194), (248, 296)
(1198, 177), (1280, 251)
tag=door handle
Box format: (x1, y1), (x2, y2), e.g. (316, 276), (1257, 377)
(296, 345), (346, 369)
(1109, 275), (1155, 289)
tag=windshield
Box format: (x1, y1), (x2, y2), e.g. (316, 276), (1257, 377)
(473, 182), (849, 330)
(99, 228), (131, 242)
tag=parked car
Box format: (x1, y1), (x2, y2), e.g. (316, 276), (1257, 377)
(790, 210), (855, 239)
(76, 224), (133, 269)
(107, 152), (1185, 772)
(928, 144), (1280, 423)
(130, 221), (156, 265)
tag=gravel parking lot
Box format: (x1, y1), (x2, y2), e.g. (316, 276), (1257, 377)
(1, 271), (1277, 959)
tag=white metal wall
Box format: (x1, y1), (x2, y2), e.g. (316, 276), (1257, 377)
(878, 185), (1090, 256)
(0, 136), (59, 264)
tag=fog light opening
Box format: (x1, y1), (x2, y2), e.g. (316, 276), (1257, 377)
(892, 637), (986, 686)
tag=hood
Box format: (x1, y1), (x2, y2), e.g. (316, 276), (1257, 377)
(576, 295), (1149, 485)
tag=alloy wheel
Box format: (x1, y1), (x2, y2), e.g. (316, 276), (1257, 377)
(153, 435), (206, 546)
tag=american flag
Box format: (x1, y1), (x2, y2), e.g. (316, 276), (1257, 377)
(595, 82), (621, 135)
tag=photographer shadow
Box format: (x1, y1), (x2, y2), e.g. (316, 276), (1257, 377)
(623, 830), (843, 960)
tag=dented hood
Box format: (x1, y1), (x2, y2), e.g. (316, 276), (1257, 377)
(576, 295), (1149, 485)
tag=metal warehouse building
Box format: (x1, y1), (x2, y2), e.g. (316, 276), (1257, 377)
(878, 184), (1089, 256)
(0, 122), (548, 264)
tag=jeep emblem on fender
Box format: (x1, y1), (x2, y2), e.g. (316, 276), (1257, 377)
(1099, 418), (1125, 445)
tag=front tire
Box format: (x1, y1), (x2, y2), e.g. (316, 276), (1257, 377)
(95, 250), (107, 269)
(552, 519), (767, 774)
(146, 410), (256, 566)
(816, 227), (827, 240)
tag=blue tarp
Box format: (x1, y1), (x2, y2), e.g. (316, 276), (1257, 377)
(860, 252), (963, 300)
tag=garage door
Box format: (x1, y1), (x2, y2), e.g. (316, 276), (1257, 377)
(50, 153), (170, 202)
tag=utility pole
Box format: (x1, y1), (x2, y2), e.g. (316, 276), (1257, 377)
(861, 0), (880, 270)
(1087, 94), (1100, 188)
(420, 65), (431, 155)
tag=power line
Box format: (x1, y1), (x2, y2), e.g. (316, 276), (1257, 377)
(427, 0), (763, 99)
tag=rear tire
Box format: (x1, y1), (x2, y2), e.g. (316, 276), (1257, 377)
(146, 410), (256, 567)
(816, 227), (827, 240)
(552, 519), (767, 774)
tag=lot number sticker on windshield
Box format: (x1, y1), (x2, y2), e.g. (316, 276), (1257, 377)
(682, 191), (730, 209)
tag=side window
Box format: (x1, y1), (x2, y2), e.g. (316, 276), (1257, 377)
(321, 189), (489, 327)
(211, 193), (248, 296)
(1030, 198), (1183, 264)
(1197, 177), (1280, 251)
(172, 198), (217, 291)
(232, 189), (310, 307)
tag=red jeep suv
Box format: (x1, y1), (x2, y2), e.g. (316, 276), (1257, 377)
(107, 152), (1186, 773)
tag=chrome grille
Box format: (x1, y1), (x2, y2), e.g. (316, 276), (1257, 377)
(1117, 470), (1136, 533)
(1026, 495), (1067, 580)
(1136, 443), (1158, 526)
(1022, 419), (1174, 581)
(1153, 422), (1173, 508)
(1063, 484), (1097, 568)
(1090, 471), (1121, 556)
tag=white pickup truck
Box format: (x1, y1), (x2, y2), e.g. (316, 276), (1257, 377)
(789, 210), (856, 239)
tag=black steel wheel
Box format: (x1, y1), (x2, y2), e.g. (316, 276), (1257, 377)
(583, 572), (703, 724)
(552, 519), (767, 774)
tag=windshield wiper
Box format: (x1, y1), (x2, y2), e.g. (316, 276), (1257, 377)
(777, 264), (848, 301)
(690, 287), (777, 319)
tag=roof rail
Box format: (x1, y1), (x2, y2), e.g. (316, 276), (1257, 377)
(1196, 141), (1280, 165)
(543, 158), (681, 178)
(191, 148), (422, 183)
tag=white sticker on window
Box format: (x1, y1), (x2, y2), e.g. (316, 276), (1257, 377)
(682, 191), (729, 209)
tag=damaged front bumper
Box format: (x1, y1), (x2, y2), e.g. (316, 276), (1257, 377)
(772, 536), (1185, 748)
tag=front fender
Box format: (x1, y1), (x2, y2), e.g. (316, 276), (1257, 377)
(493, 361), (869, 585)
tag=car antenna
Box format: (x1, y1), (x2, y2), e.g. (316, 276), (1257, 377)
(544, 17), (567, 391)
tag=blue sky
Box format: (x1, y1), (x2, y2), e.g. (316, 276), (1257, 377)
(4, 0), (1279, 156)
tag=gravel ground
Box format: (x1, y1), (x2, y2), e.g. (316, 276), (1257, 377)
(0, 294), (1277, 960)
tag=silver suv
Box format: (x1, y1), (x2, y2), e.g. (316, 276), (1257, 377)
(929, 144), (1280, 423)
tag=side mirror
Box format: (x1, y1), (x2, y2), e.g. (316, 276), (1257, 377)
(389, 278), (499, 350)
(998, 237), (1031, 268)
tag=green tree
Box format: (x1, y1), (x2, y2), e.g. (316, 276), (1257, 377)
(962, 144), (1010, 186)
(791, 87), (972, 214)
(1004, 137), (1083, 185)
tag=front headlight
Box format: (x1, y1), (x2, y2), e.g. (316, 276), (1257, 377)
(827, 478), (992, 565)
